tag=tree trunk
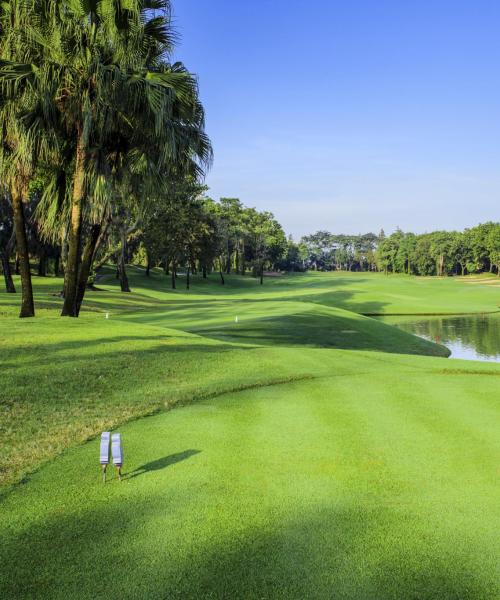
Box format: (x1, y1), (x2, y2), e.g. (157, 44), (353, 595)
(118, 232), (131, 292)
(186, 265), (190, 290)
(38, 250), (47, 276)
(202, 265), (207, 279)
(62, 132), (86, 317)
(171, 263), (176, 289)
(1, 252), (16, 293)
(75, 223), (102, 316)
(118, 262), (130, 292)
(11, 186), (34, 317)
(219, 268), (225, 285)
(54, 252), (60, 277)
(145, 254), (151, 277)
(60, 226), (68, 279)
(260, 263), (264, 285)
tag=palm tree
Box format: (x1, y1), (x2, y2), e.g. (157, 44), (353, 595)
(0, 0), (211, 317)
(0, 1), (55, 317)
(0, 193), (16, 293)
(53, 1), (210, 315)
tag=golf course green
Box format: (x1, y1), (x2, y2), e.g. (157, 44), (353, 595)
(1, 270), (499, 599)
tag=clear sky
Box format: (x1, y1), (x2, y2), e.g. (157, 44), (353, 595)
(173, 1), (500, 239)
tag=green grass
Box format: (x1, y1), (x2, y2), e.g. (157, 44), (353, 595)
(1, 270), (453, 490)
(1, 269), (499, 599)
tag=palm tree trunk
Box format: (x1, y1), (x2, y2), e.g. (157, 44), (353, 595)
(1, 251), (16, 293)
(60, 226), (68, 282)
(11, 186), (34, 317)
(1, 231), (16, 293)
(75, 223), (102, 316)
(62, 133), (85, 316)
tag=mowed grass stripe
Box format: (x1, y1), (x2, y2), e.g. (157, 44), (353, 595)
(1, 373), (498, 599)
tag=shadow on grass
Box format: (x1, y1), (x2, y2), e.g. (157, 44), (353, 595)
(192, 314), (447, 357)
(125, 449), (201, 480)
(1, 339), (249, 371)
(0, 494), (494, 600)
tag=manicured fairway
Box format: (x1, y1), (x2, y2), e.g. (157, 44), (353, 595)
(1, 270), (499, 599)
(1, 270), (454, 490)
(2, 357), (500, 599)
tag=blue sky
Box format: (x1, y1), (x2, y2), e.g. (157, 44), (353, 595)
(173, 1), (500, 238)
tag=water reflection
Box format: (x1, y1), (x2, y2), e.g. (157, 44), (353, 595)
(381, 314), (500, 362)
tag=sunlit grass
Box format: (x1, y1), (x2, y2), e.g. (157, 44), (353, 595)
(2, 269), (458, 489)
(1, 268), (499, 599)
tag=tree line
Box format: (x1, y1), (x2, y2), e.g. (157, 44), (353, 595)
(1, 185), (288, 295)
(142, 194), (287, 287)
(298, 223), (500, 276)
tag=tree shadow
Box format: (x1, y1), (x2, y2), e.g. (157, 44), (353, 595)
(1, 492), (495, 600)
(125, 449), (201, 480)
(191, 312), (446, 356)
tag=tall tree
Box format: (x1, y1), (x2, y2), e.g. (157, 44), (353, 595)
(0, 1), (53, 316)
(0, 1), (211, 316)
(0, 193), (16, 292)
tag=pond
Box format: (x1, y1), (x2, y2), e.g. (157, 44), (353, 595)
(379, 314), (500, 362)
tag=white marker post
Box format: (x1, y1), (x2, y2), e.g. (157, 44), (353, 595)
(100, 432), (111, 482)
(235, 316), (239, 323)
(111, 433), (124, 481)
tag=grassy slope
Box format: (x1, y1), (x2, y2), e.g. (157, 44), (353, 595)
(1, 269), (500, 599)
(1, 270), (453, 490)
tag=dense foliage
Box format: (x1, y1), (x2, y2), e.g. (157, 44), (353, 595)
(0, 0), (212, 317)
(299, 224), (500, 276)
(0, 1), (292, 316)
